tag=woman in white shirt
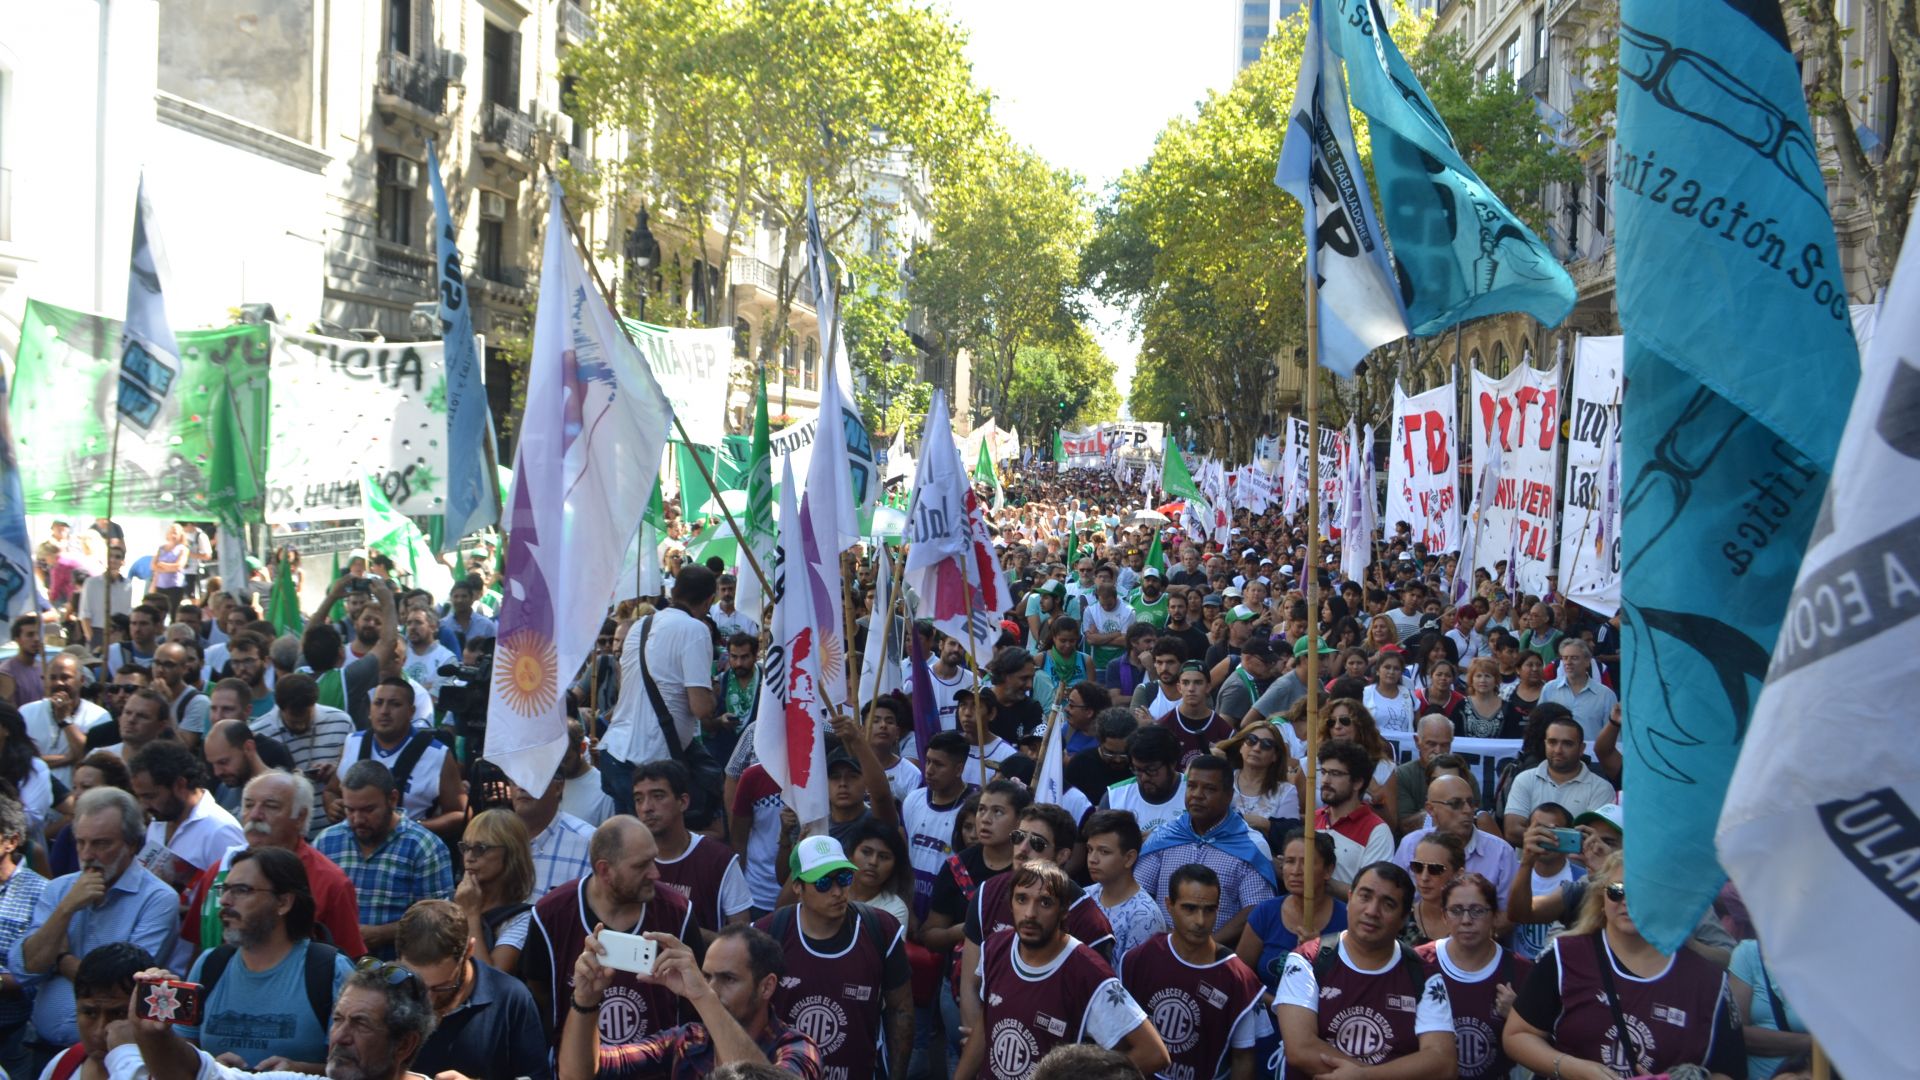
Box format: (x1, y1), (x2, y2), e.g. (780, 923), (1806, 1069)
(1364, 651), (1416, 733)
(845, 819), (915, 928)
(1219, 718), (1302, 835)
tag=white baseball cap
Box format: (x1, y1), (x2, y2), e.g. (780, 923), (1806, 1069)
(789, 835), (857, 884)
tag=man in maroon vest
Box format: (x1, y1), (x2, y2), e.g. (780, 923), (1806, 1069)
(755, 835), (912, 1080)
(635, 760), (750, 941)
(956, 861), (1168, 1080)
(522, 816), (698, 1052)
(1120, 864), (1268, 1080)
(1274, 861), (1457, 1079)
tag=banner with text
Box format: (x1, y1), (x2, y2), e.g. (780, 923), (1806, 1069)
(1559, 339), (1622, 616)
(1060, 422), (1166, 467)
(265, 328), (449, 523)
(1471, 362), (1563, 593)
(1385, 381), (1462, 553)
(11, 300), (271, 519)
(624, 322), (734, 448)
(1282, 418), (1344, 522)
(767, 405), (880, 512)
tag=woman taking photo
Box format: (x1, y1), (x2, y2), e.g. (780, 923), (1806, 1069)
(1218, 718), (1300, 836)
(1459, 657), (1520, 739)
(1418, 872), (1530, 1080)
(1403, 830), (1464, 948)
(1504, 852), (1745, 1080)
(1363, 651), (1416, 734)
(453, 808), (537, 973)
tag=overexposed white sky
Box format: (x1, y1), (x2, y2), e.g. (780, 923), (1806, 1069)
(946, 1), (1240, 415)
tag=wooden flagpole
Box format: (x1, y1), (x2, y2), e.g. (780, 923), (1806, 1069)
(1301, 272), (1324, 913)
(863, 550), (907, 735)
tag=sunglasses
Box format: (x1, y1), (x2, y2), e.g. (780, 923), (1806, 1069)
(1605, 882), (1627, 903)
(1407, 860), (1455, 877)
(1243, 736), (1278, 751)
(1329, 715), (1354, 727)
(1010, 830), (1051, 853)
(355, 956), (426, 994)
(808, 869), (855, 892)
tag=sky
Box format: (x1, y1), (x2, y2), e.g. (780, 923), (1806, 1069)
(944, 0), (1241, 418)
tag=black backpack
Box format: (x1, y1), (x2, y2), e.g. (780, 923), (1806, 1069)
(1310, 932), (1429, 997)
(201, 941), (341, 1030)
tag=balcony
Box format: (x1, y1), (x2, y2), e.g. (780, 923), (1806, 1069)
(730, 255), (815, 310)
(474, 264), (533, 307)
(374, 51), (447, 124)
(559, 1), (594, 46)
(372, 239), (434, 292)
(560, 142), (593, 174)
(1517, 62), (1548, 100)
(475, 102), (537, 171)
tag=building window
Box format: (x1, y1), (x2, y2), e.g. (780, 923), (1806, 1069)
(483, 22), (519, 108)
(1504, 34), (1523, 79)
(376, 154), (417, 246)
(1534, 8), (1548, 62)
(1564, 175), (1583, 258)
(386, 0), (411, 55)
(477, 192), (507, 280)
(560, 75), (586, 149)
(1591, 169), (1609, 238)
(734, 318), (751, 359)
(803, 340), (818, 390)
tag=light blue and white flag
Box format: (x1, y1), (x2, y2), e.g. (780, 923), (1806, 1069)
(1275, 0), (1406, 375)
(487, 182), (675, 795)
(118, 175), (179, 433)
(427, 139), (500, 553)
(1326, 0), (1574, 334)
(1615, 0), (1858, 955)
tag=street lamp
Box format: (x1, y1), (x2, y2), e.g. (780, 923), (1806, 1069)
(623, 206), (660, 322)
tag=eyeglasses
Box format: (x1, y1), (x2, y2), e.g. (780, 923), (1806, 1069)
(1097, 747), (1130, 764)
(1445, 904), (1493, 921)
(213, 882), (276, 900)
(1319, 768), (1350, 780)
(1428, 797), (1473, 813)
(808, 869), (855, 892)
(1243, 737), (1278, 752)
(1604, 882), (1627, 903)
(458, 841), (498, 858)
(1407, 861), (1455, 877)
(105, 685), (134, 695)
(1010, 830), (1050, 853)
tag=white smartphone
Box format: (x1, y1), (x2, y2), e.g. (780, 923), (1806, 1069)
(597, 930), (658, 977)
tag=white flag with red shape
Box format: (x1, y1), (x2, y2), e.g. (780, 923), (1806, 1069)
(754, 457), (831, 824)
(905, 392), (1011, 662)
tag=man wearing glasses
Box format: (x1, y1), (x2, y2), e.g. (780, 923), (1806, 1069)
(755, 836), (912, 1080)
(1311, 742), (1395, 899)
(1391, 774), (1520, 902)
(398, 899), (550, 1080)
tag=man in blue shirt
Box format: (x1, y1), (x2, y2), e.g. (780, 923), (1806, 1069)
(399, 899), (551, 1080)
(10, 787), (178, 1058)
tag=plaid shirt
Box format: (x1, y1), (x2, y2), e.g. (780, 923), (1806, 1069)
(314, 816), (452, 956)
(0, 867), (46, 1027)
(529, 812), (594, 899)
(597, 1016), (821, 1080)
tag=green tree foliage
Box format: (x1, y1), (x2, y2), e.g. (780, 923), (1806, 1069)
(911, 136), (1092, 425)
(1004, 328), (1119, 443)
(838, 252), (927, 437)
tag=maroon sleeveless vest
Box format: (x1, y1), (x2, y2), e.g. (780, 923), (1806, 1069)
(979, 931), (1120, 1080)
(530, 875), (694, 1047)
(757, 903), (903, 1080)
(655, 834), (744, 934)
(1120, 933), (1265, 1080)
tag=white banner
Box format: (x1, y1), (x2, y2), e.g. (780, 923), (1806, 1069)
(1470, 362), (1562, 593)
(767, 406), (881, 512)
(264, 329), (448, 523)
(1381, 732), (1591, 811)
(1281, 419), (1343, 520)
(1385, 382), (1461, 553)
(1060, 422), (1166, 467)
(1558, 338), (1622, 616)
(629, 324), (734, 448)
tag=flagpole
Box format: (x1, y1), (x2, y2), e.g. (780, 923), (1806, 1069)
(958, 542), (989, 785)
(863, 550), (907, 734)
(841, 567), (862, 732)
(1302, 272), (1323, 916)
(547, 177), (770, 597)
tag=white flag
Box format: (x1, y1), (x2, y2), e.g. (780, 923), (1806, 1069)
(860, 543), (905, 703)
(1340, 420), (1375, 582)
(756, 458), (832, 824)
(1716, 214), (1916, 1080)
(904, 392), (1011, 663)
(1030, 707), (1068, 809)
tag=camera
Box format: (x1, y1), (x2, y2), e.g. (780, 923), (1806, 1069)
(437, 660), (492, 756)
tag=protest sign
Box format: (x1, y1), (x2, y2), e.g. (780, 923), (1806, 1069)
(766, 404), (880, 511)
(1282, 418), (1343, 521)
(1385, 381), (1461, 553)
(264, 328), (449, 523)
(1470, 362), (1562, 593)
(1060, 422), (1165, 467)
(1381, 731), (1592, 812)
(624, 322), (733, 448)
(1559, 338), (1622, 616)
(11, 299), (271, 518)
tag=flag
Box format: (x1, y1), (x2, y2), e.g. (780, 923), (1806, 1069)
(1160, 437), (1208, 512)
(487, 182), (676, 796)
(755, 457), (832, 823)
(267, 554), (302, 637)
(1031, 708), (1067, 809)
(733, 368), (777, 623)
(974, 438), (1004, 511)
(1717, 211), (1916, 1080)
(615, 474), (668, 603)
(1454, 440), (1503, 607)
(1062, 524), (1078, 570)
(1340, 419), (1374, 583)
(904, 391), (1011, 662)
(0, 373), (42, 619)
(1614, 0), (1858, 953)
(1144, 531), (1166, 575)
(803, 181), (877, 523)
(1052, 428), (1066, 472)
(1274, 0), (1407, 375)
(907, 618), (940, 768)
(361, 475), (434, 580)
(206, 376), (259, 595)
(1325, 0), (1574, 334)
(860, 543), (905, 703)
(118, 174), (179, 434)
(427, 140), (499, 553)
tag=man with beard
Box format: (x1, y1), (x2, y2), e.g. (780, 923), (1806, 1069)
(558, 925), (821, 1080)
(108, 955), (440, 1080)
(1162, 591), (1210, 666)
(179, 771), (366, 959)
(130, 741), (245, 891)
(12, 787), (180, 1054)
(522, 817), (699, 1051)
(1127, 639), (1185, 723)
(1128, 567), (1169, 629)
(399, 609), (456, 711)
(314, 761), (453, 959)
(905, 633), (972, 736)
(149, 642), (209, 750)
(202, 715), (294, 814)
(398, 900), (550, 1080)
(755, 836), (912, 1080)
(956, 861), (1166, 1080)
(174, 847), (354, 1068)
(219, 632), (277, 718)
(1099, 725), (1187, 839)
(328, 680), (464, 843)
(307, 576), (394, 729)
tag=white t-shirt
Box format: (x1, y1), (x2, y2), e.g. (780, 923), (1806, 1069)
(1364, 684), (1416, 733)
(1083, 598), (1135, 640)
(1275, 936), (1454, 1033)
(903, 664), (969, 733)
(606, 608), (714, 766)
(20, 698), (109, 786)
(138, 796), (246, 889)
(882, 756), (924, 803)
(402, 643), (459, 700)
(560, 768), (617, 826)
(960, 737), (1019, 787)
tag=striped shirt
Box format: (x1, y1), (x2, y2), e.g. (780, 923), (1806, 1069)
(529, 812), (595, 899)
(0, 867), (47, 1027)
(314, 816), (452, 958)
(9, 862), (180, 1044)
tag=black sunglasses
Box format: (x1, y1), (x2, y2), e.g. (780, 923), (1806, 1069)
(1407, 860), (1455, 877)
(1605, 882), (1627, 903)
(1010, 830), (1050, 853)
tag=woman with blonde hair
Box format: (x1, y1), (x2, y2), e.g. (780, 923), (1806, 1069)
(1503, 852), (1745, 1080)
(1458, 656), (1520, 738)
(453, 807), (537, 973)
(1364, 613), (1400, 654)
(1217, 718), (1300, 835)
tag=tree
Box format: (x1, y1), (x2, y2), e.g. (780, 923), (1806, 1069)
(563, 0), (990, 366)
(838, 252), (928, 437)
(911, 137), (1092, 424)
(1004, 328), (1119, 443)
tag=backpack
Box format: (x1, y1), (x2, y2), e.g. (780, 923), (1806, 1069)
(201, 940), (341, 1030)
(1309, 932), (1429, 998)
(357, 730), (439, 798)
(762, 900), (895, 960)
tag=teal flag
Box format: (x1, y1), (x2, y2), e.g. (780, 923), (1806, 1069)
(427, 138), (500, 553)
(1615, 0), (1858, 954)
(1327, 0), (1574, 334)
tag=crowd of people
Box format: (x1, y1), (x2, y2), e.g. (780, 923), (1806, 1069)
(0, 468), (1818, 1080)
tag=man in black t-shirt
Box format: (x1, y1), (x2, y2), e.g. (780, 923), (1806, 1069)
(1064, 708), (1137, 807)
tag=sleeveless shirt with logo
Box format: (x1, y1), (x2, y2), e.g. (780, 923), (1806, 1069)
(1416, 938), (1532, 1079)
(965, 872), (1114, 955)
(977, 931), (1136, 1080)
(1119, 933), (1266, 1080)
(1278, 936), (1451, 1080)
(654, 834), (744, 934)
(1546, 933), (1729, 1076)
(1158, 711), (1234, 770)
(527, 874), (695, 1048)
(757, 903), (904, 1080)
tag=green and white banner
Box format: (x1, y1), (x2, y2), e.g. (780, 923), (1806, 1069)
(624, 321), (735, 448)
(12, 299), (271, 518)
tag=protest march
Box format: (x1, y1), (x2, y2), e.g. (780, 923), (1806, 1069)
(0, 0), (1909, 1078)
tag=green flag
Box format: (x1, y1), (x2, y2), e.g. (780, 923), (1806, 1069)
(1145, 530), (1166, 574)
(974, 439), (998, 486)
(734, 368), (777, 619)
(1063, 525), (1079, 570)
(267, 555), (302, 637)
(1160, 437), (1207, 509)
(1052, 429), (1066, 465)
(205, 375), (261, 591)
(362, 475), (435, 580)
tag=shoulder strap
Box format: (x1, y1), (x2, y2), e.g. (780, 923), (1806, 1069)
(1311, 931), (1343, 983)
(636, 616), (689, 759)
(846, 901), (894, 957)
(389, 731), (437, 793)
(1399, 941), (1430, 996)
(1758, 949), (1790, 1032)
(765, 903), (798, 944)
(303, 943), (340, 1028)
(50, 1043), (89, 1080)
(481, 902), (534, 948)
(1590, 932), (1641, 1073)
(200, 945), (237, 1000)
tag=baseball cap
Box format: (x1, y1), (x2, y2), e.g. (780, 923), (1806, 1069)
(1142, 566), (1163, 579)
(1293, 635), (1336, 657)
(1039, 580), (1065, 598)
(1575, 803), (1625, 837)
(1397, 551), (1416, 562)
(1223, 584), (1244, 598)
(826, 747), (861, 774)
(1224, 604), (1259, 623)
(1202, 593), (1225, 608)
(789, 835), (858, 884)
(1279, 564), (1296, 577)
(1241, 638), (1278, 661)
(1241, 547), (1257, 558)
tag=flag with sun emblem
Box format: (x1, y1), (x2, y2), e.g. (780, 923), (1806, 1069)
(486, 182), (674, 797)
(755, 457), (831, 823)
